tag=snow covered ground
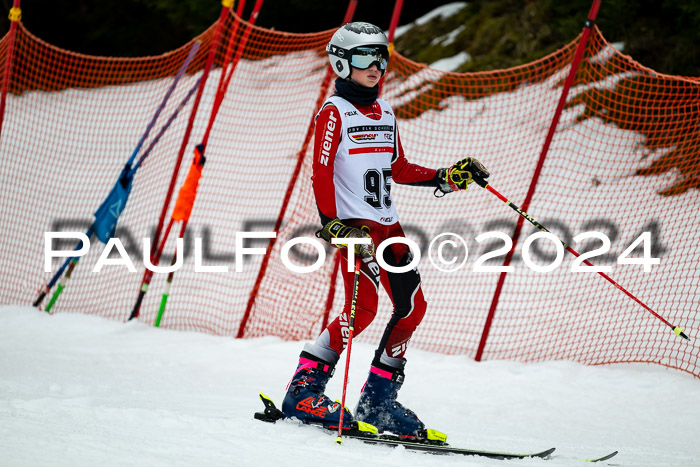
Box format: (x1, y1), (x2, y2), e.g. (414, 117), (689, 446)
(392, 2), (468, 39)
(1, 305), (698, 467)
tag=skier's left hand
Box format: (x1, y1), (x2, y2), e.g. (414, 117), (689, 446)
(436, 157), (490, 195)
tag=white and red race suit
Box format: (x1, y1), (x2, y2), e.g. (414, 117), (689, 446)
(310, 94), (438, 363)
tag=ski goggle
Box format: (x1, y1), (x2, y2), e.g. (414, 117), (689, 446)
(350, 47), (389, 71)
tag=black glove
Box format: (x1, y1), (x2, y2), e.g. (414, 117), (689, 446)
(436, 157), (490, 195)
(318, 218), (375, 258)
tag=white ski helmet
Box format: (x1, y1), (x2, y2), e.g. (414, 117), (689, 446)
(327, 22), (390, 79)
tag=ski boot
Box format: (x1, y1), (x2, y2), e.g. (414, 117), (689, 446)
(281, 351), (354, 430)
(355, 359), (446, 443)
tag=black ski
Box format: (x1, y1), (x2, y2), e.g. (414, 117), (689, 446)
(254, 393), (555, 460)
(340, 434), (556, 459)
(581, 451), (619, 462)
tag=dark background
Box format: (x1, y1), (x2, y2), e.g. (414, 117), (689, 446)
(1, 0), (699, 76)
(0, 0), (440, 55)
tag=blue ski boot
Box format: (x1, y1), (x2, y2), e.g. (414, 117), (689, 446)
(356, 360), (446, 441)
(281, 351), (353, 429)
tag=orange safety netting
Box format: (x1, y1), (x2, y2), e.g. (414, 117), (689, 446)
(0, 12), (698, 377)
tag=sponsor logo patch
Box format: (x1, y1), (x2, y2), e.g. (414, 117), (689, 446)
(319, 110), (337, 166)
(352, 133), (377, 141)
(296, 396), (329, 418)
(339, 311), (350, 348)
(348, 125), (393, 145)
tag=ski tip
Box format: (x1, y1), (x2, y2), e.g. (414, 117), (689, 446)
(585, 450), (618, 462)
(539, 447), (556, 458)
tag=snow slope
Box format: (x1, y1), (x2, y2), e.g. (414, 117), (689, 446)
(1, 305), (698, 467)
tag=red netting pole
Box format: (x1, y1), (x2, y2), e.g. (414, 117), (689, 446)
(202, 0), (264, 150)
(475, 0), (603, 361)
(0, 0), (22, 140)
(220, 0), (264, 93)
(236, 0), (358, 338)
(213, 0), (246, 102)
(379, 0), (404, 95)
(343, 0), (357, 24)
(130, 1), (266, 322)
(129, 1), (234, 321)
(386, 0), (404, 43)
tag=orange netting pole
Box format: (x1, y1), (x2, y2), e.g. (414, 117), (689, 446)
(129, 0), (235, 321)
(236, 0), (359, 338)
(475, 0), (603, 361)
(0, 0), (22, 140)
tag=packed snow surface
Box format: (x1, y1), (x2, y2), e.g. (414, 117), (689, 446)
(1, 305), (698, 467)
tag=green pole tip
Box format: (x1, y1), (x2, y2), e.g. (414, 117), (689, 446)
(335, 436), (343, 444)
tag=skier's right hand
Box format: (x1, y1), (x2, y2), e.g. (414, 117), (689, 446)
(318, 218), (375, 258)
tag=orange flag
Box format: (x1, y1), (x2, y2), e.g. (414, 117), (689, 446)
(172, 145), (206, 222)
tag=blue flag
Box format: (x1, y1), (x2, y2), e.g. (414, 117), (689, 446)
(93, 164), (134, 244)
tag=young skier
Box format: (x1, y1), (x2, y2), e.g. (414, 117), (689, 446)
(281, 21), (489, 440)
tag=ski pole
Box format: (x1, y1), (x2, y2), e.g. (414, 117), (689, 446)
(32, 44), (198, 309)
(125, 41), (200, 167)
(131, 78), (201, 174)
(129, 145), (205, 322)
(128, 217), (176, 321)
(33, 226), (94, 308)
(336, 254), (362, 444)
(154, 219), (189, 327)
(471, 175), (689, 341)
(38, 79), (200, 312)
(44, 249), (83, 313)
